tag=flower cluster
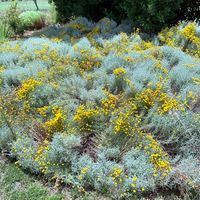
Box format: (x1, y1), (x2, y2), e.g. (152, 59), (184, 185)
(0, 65), (4, 86)
(72, 49), (102, 73)
(158, 30), (175, 46)
(131, 176), (138, 193)
(111, 166), (123, 186)
(37, 106), (49, 117)
(44, 107), (65, 133)
(78, 166), (90, 181)
(0, 65), (4, 73)
(113, 67), (127, 77)
(145, 134), (171, 175)
(114, 110), (140, 136)
(34, 139), (50, 173)
(16, 78), (42, 99)
(158, 22), (200, 57)
(192, 77), (200, 85)
(101, 91), (119, 115)
(135, 84), (181, 113)
(74, 105), (99, 132)
(181, 23), (200, 45)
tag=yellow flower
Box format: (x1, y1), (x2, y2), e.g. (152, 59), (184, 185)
(16, 79), (42, 99)
(101, 91), (119, 115)
(132, 176), (137, 182)
(0, 65), (4, 73)
(181, 23), (200, 45)
(113, 67), (127, 76)
(112, 167), (123, 178)
(192, 77), (200, 85)
(45, 107), (65, 133)
(51, 38), (62, 43)
(74, 104), (99, 132)
(111, 166), (124, 186)
(131, 183), (136, 187)
(37, 106), (49, 116)
(81, 167), (90, 174)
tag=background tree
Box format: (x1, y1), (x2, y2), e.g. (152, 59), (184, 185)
(52, 0), (200, 33)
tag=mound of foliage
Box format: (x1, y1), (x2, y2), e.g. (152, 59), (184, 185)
(19, 11), (46, 30)
(33, 17), (200, 58)
(0, 18), (200, 199)
(32, 17), (132, 42)
(53, 0), (200, 32)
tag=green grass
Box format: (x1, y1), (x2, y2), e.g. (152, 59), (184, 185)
(0, 0), (50, 14)
(0, 157), (111, 200)
(0, 157), (183, 200)
(0, 157), (64, 200)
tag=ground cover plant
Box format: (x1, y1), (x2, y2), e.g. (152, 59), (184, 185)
(0, 17), (200, 199)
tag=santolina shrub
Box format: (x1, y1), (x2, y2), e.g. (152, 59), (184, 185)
(0, 18), (200, 199)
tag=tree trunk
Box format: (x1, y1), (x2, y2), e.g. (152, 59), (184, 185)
(33, 0), (39, 10)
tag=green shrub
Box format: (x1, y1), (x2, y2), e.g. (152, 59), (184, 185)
(46, 2), (58, 24)
(19, 11), (45, 30)
(118, 0), (183, 32)
(52, 0), (200, 32)
(0, 17), (11, 40)
(0, 1), (23, 37)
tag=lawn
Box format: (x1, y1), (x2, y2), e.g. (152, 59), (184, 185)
(0, 0), (50, 14)
(0, 156), (112, 200)
(0, 156), (64, 200)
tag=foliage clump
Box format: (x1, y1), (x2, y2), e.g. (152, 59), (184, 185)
(19, 11), (46, 30)
(0, 18), (200, 199)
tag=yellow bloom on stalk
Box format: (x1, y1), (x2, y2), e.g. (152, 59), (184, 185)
(101, 92), (119, 115)
(181, 23), (200, 45)
(16, 79), (42, 99)
(0, 65), (4, 86)
(70, 23), (86, 31)
(34, 139), (49, 174)
(113, 67), (126, 77)
(192, 77), (200, 85)
(74, 104), (99, 132)
(136, 85), (181, 113)
(111, 166), (123, 186)
(145, 133), (171, 175)
(37, 106), (49, 117)
(45, 107), (65, 133)
(112, 167), (122, 178)
(114, 100), (138, 136)
(51, 38), (62, 43)
(78, 166), (90, 181)
(132, 176), (137, 182)
(131, 176), (137, 189)
(74, 105), (99, 123)
(81, 167), (90, 174)
(0, 65), (4, 73)
(133, 41), (155, 51)
(161, 99), (179, 113)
